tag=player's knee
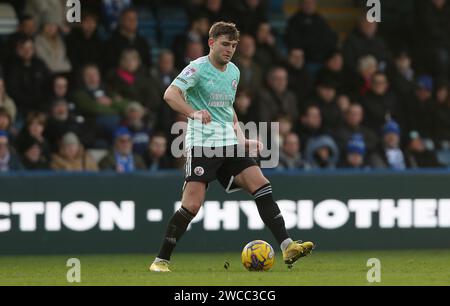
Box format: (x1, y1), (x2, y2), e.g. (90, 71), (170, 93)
(252, 178), (271, 194)
(182, 186), (205, 215)
(183, 201), (202, 215)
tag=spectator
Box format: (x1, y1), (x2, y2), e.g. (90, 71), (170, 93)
(406, 75), (436, 142)
(258, 67), (298, 123)
(19, 138), (50, 170)
(144, 132), (173, 172)
(0, 77), (17, 123)
(310, 77), (342, 130)
(104, 8), (152, 71)
(0, 131), (23, 172)
(333, 103), (378, 154)
(151, 50), (179, 93)
(99, 127), (146, 172)
(406, 131), (443, 168)
(295, 105), (323, 151)
(4, 37), (51, 115)
(305, 135), (340, 169)
(16, 112), (51, 160)
(50, 75), (78, 115)
(339, 134), (370, 169)
(51, 75), (70, 101)
(276, 115), (295, 145)
(102, 0), (133, 31)
(0, 108), (15, 139)
(390, 50), (416, 97)
(254, 22), (281, 73)
(316, 50), (346, 94)
(121, 102), (152, 155)
(24, 0), (67, 31)
(51, 132), (98, 172)
(285, 0), (338, 74)
(45, 99), (88, 152)
(370, 120), (410, 170)
(434, 80), (450, 148)
(173, 14), (210, 69)
(337, 94), (352, 114)
(231, 0), (268, 36)
(35, 15), (72, 74)
(66, 12), (104, 71)
(204, 0), (231, 25)
(278, 132), (304, 170)
(342, 16), (391, 74)
(176, 39), (205, 71)
(234, 89), (257, 124)
(153, 49), (181, 136)
(416, 0), (450, 78)
(361, 72), (399, 133)
(154, 51), (180, 135)
(389, 50), (416, 110)
(3, 15), (37, 63)
(233, 34), (263, 95)
(285, 48), (313, 106)
(73, 64), (129, 144)
(106, 49), (162, 112)
(351, 55), (379, 97)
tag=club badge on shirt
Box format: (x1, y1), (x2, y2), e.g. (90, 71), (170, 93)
(232, 79), (238, 91)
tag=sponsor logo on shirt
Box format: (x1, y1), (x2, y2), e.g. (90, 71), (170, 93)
(182, 67), (197, 78)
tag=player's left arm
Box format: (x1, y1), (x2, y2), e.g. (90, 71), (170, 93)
(233, 111), (263, 154)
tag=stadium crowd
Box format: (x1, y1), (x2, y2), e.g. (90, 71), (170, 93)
(0, 0), (449, 173)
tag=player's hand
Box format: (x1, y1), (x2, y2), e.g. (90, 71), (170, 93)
(245, 139), (264, 157)
(189, 110), (212, 124)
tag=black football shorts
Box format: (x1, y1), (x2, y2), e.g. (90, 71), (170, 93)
(183, 145), (258, 193)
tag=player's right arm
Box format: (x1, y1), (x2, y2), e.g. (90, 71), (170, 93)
(165, 63), (212, 125)
(164, 85), (211, 124)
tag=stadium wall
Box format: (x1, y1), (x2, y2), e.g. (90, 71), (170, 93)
(1, 171), (450, 255)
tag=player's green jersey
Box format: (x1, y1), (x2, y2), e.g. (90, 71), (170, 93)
(171, 56), (240, 148)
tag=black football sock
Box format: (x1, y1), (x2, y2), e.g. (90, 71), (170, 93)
(157, 206), (195, 261)
(253, 184), (290, 246)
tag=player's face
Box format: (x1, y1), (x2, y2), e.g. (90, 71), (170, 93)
(210, 35), (239, 65)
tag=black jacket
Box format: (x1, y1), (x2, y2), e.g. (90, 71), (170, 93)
(361, 91), (400, 133)
(433, 103), (450, 145)
(406, 150), (443, 169)
(4, 56), (51, 114)
(342, 29), (391, 73)
(286, 12), (338, 63)
(66, 28), (104, 70)
(104, 30), (152, 71)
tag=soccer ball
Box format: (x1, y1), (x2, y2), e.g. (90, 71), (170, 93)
(241, 240), (275, 272)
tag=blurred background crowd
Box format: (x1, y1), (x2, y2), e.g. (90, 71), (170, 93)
(0, 0), (449, 173)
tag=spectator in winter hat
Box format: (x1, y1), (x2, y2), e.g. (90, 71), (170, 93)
(99, 127), (146, 173)
(370, 120), (410, 170)
(51, 132), (98, 172)
(339, 134), (370, 169)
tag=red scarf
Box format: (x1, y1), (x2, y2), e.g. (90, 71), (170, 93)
(117, 68), (135, 85)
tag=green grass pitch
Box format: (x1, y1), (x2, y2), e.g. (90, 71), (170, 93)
(1, 250), (449, 286)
